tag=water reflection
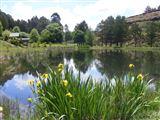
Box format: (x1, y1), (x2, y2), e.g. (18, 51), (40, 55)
(0, 49), (160, 104)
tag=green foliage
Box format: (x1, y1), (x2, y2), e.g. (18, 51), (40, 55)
(96, 16), (128, 47)
(19, 32), (29, 38)
(0, 21), (3, 36)
(145, 22), (158, 47)
(2, 30), (10, 41)
(129, 23), (142, 46)
(40, 29), (51, 42)
(73, 30), (85, 45)
(74, 21), (92, 45)
(13, 26), (20, 32)
(30, 28), (39, 43)
(85, 29), (94, 46)
(29, 64), (159, 120)
(114, 16), (128, 46)
(46, 23), (63, 43)
(64, 24), (72, 42)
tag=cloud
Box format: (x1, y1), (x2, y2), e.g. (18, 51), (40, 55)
(3, 0), (160, 30)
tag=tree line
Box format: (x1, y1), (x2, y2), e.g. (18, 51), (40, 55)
(0, 5), (160, 47)
(96, 16), (160, 47)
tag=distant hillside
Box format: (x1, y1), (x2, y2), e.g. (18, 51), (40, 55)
(126, 10), (160, 23)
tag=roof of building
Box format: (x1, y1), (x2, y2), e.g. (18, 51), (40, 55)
(9, 33), (20, 37)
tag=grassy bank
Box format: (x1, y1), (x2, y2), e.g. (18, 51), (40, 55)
(27, 64), (160, 120)
(91, 46), (160, 52)
(1, 40), (160, 54)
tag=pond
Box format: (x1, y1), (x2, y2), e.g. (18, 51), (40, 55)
(0, 49), (160, 104)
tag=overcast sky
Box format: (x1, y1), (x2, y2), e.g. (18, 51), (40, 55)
(1, 0), (159, 30)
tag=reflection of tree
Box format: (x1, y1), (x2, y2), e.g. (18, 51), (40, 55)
(73, 50), (93, 73)
(95, 50), (129, 79)
(0, 49), (65, 84)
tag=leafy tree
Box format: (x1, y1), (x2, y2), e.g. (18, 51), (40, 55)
(46, 23), (63, 43)
(113, 16), (128, 46)
(40, 29), (51, 42)
(37, 16), (50, 32)
(75, 20), (88, 32)
(145, 22), (157, 47)
(73, 30), (85, 45)
(51, 13), (61, 24)
(15, 20), (28, 32)
(20, 32), (29, 38)
(145, 6), (152, 13)
(104, 16), (115, 46)
(85, 29), (94, 46)
(30, 28), (39, 43)
(64, 24), (72, 42)
(2, 30), (10, 41)
(0, 21), (3, 36)
(13, 26), (20, 32)
(158, 5), (160, 10)
(95, 20), (106, 45)
(129, 23), (142, 46)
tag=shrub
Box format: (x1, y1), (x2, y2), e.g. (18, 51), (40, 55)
(2, 30), (10, 41)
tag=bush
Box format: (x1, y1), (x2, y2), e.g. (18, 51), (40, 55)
(28, 64), (160, 120)
(2, 30), (10, 41)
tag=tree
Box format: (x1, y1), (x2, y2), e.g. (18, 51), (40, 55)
(73, 30), (85, 45)
(129, 23), (142, 46)
(158, 5), (160, 10)
(37, 16), (50, 32)
(20, 32), (29, 38)
(104, 16), (115, 46)
(145, 22), (157, 47)
(40, 29), (51, 42)
(51, 13), (61, 24)
(46, 23), (63, 43)
(113, 16), (128, 46)
(75, 21), (88, 32)
(85, 29), (94, 46)
(64, 24), (72, 42)
(2, 30), (10, 41)
(145, 6), (152, 13)
(95, 20), (106, 45)
(30, 28), (39, 43)
(0, 21), (3, 36)
(13, 26), (20, 32)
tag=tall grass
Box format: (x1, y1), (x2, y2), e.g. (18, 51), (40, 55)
(29, 64), (160, 120)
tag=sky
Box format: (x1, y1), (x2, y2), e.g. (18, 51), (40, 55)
(1, 0), (159, 30)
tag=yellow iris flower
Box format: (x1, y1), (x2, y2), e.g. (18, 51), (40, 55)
(27, 98), (33, 103)
(66, 92), (73, 98)
(61, 80), (68, 87)
(0, 106), (3, 112)
(129, 64), (135, 68)
(28, 80), (34, 85)
(137, 74), (144, 80)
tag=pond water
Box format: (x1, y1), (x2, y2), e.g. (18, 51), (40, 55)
(0, 49), (160, 104)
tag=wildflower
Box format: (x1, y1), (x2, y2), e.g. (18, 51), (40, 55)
(58, 63), (64, 69)
(137, 74), (144, 80)
(58, 68), (63, 73)
(41, 73), (49, 79)
(129, 64), (134, 69)
(28, 80), (34, 86)
(37, 89), (41, 94)
(27, 98), (33, 103)
(61, 80), (68, 87)
(66, 92), (73, 98)
(0, 106), (3, 112)
(36, 81), (41, 87)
